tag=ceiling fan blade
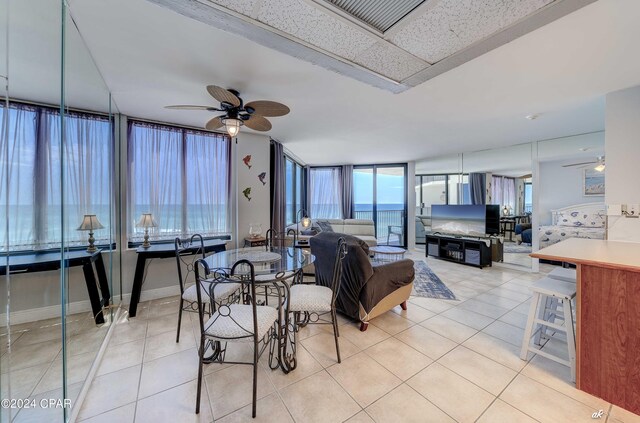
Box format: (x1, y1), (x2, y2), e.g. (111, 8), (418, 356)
(562, 161), (597, 168)
(205, 116), (224, 130)
(206, 85), (241, 107)
(165, 105), (218, 110)
(245, 100), (290, 117)
(244, 115), (272, 131)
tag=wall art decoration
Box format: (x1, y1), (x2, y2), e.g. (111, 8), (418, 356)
(258, 172), (267, 186)
(242, 187), (252, 201)
(242, 154), (252, 169)
(583, 168), (605, 196)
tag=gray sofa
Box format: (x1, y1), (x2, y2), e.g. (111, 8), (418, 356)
(286, 218), (377, 246)
(415, 215), (431, 244)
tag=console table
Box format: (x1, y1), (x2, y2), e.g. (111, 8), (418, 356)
(0, 249), (110, 324)
(129, 239), (226, 317)
(531, 238), (640, 415)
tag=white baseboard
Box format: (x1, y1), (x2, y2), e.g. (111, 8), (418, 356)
(0, 285), (181, 326)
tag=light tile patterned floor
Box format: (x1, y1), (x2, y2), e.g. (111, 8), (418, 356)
(66, 251), (640, 422)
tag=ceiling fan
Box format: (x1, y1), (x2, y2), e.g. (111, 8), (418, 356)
(562, 156), (605, 172)
(165, 85), (290, 137)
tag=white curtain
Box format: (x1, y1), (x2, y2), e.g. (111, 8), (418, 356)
(491, 175), (516, 213)
(0, 105), (37, 249)
(128, 121), (230, 241)
(503, 177), (516, 212)
(491, 175), (503, 208)
(309, 167), (342, 219)
(185, 130), (229, 235)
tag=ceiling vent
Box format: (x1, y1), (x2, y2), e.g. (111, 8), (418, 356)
(324, 0), (426, 33)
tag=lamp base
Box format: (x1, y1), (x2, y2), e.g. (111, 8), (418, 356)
(86, 231), (97, 253)
(142, 231), (151, 248)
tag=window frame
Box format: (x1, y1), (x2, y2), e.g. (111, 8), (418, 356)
(284, 154), (305, 225)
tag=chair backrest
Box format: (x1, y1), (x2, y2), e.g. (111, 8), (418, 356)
(329, 237), (348, 306)
(174, 234), (206, 294)
(265, 228), (296, 248)
(194, 258), (262, 343)
(311, 232), (374, 319)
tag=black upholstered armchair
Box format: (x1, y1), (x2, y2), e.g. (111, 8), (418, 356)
(310, 232), (415, 331)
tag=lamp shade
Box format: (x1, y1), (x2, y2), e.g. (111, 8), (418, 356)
(136, 213), (158, 228)
(301, 216), (311, 228)
(223, 117), (242, 137)
(77, 214), (104, 231)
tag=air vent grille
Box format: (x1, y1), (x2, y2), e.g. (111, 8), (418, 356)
(326, 0), (426, 32)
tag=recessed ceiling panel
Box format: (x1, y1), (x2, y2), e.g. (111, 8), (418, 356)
(390, 0), (555, 63)
(325, 0), (426, 33)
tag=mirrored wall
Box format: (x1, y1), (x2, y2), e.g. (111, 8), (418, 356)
(1, 1), (120, 421)
(415, 131), (605, 271)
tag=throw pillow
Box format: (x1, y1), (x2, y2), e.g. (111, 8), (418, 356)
(316, 221), (334, 233)
(301, 229), (318, 236)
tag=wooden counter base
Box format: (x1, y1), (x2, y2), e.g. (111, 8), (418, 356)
(579, 264), (640, 414)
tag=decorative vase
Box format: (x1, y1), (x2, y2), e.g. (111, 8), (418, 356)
(249, 223), (262, 238)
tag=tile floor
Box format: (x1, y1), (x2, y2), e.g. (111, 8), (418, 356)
(1, 311), (113, 422)
(7, 251), (640, 422)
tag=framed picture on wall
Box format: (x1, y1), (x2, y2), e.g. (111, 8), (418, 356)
(583, 168), (605, 196)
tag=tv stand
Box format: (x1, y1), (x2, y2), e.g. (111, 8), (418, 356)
(426, 234), (492, 268)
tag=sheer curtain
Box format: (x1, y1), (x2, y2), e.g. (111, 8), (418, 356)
(491, 175), (503, 208)
(0, 103), (112, 250)
(309, 167), (342, 219)
(491, 175), (516, 213)
(0, 105), (37, 249)
(185, 130), (230, 235)
(128, 120), (230, 241)
(503, 177), (516, 212)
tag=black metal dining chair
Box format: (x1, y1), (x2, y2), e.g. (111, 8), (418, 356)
(174, 234), (240, 343)
(194, 259), (281, 418)
(289, 237), (347, 363)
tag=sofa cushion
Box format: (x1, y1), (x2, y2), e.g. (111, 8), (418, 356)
(356, 235), (378, 247)
(343, 219), (376, 237)
(316, 221), (334, 233)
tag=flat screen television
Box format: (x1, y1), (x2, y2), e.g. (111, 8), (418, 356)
(431, 205), (500, 237)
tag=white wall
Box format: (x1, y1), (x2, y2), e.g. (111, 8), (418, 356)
(605, 85), (640, 242)
(538, 159), (602, 225)
(234, 133), (271, 247)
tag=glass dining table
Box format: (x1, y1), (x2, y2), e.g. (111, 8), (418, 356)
(204, 246), (315, 373)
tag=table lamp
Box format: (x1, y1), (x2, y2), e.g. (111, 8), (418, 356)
(136, 213), (158, 248)
(77, 214), (104, 253)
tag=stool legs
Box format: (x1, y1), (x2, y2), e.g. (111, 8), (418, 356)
(563, 299), (577, 382)
(521, 292), (541, 360)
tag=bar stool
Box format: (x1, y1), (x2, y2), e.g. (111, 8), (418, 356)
(520, 277), (577, 382)
(548, 267), (577, 283)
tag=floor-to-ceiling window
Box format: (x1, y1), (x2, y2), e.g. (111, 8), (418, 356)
(284, 155), (305, 225)
(353, 164), (407, 246)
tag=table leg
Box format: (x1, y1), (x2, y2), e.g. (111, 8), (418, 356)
(93, 253), (111, 307)
(129, 255), (146, 317)
(82, 262), (105, 324)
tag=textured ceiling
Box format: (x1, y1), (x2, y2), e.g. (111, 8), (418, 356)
(151, 0), (594, 91)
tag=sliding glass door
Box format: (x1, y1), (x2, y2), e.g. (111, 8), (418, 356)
(353, 165), (407, 247)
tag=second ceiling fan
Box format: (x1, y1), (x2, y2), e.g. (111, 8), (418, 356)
(165, 85), (290, 137)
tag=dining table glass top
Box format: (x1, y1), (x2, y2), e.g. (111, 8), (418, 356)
(204, 246), (315, 277)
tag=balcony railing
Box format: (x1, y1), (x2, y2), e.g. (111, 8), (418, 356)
(354, 209), (405, 245)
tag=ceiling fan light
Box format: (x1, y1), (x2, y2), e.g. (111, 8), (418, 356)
(594, 163), (605, 172)
(222, 118), (242, 137)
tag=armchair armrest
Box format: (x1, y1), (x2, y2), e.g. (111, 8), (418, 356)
(360, 259), (415, 313)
